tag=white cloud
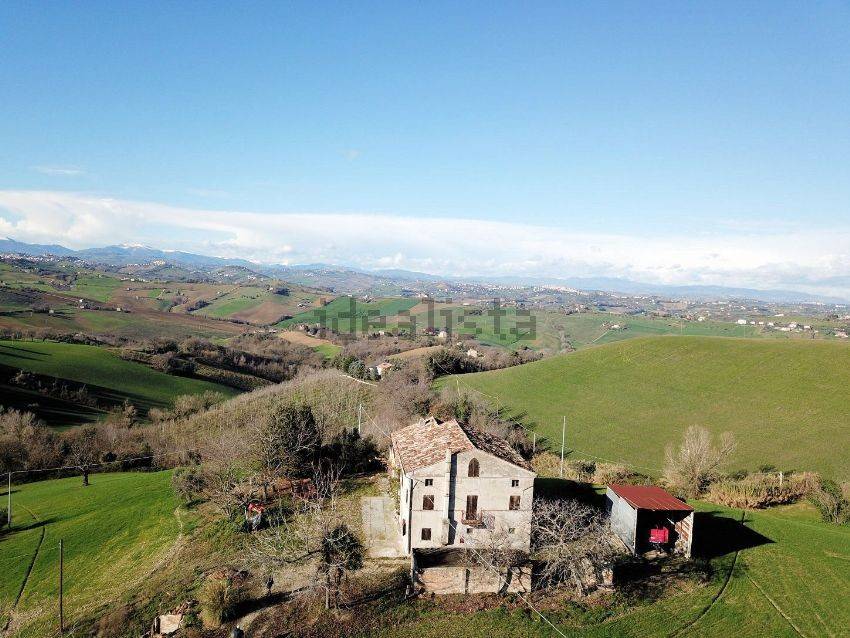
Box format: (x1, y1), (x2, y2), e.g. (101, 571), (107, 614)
(1, 189), (850, 298)
(31, 166), (86, 176)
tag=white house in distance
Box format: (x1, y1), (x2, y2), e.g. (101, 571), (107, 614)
(389, 417), (536, 555)
(375, 361), (394, 377)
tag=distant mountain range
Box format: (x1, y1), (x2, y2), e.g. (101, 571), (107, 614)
(1, 237), (844, 304)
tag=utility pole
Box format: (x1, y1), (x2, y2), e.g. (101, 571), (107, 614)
(559, 415), (566, 478)
(357, 403), (362, 436)
(6, 472), (10, 528)
(59, 539), (64, 635)
(532, 432), (536, 454)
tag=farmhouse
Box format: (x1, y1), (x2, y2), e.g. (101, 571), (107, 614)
(606, 484), (694, 558)
(389, 417), (536, 593)
(389, 416), (535, 553)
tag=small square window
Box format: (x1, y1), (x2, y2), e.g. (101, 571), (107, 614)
(422, 495), (435, 510)
(466, 527), (473, 534)
(425, 478), (433, 486)
(508, 527), (516, 534)
(421, 528), (431, 541)
(511, 479), (519, 487)
(509, 495), (521, 510)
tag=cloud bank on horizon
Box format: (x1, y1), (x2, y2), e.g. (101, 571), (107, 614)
(1, 189), (849, 298)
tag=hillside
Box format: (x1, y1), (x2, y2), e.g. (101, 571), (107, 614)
(0, 472), (180, 638)
(443, 336), (850, 478)
(0, 340), (237, 426)
(377, 500), (850, 637)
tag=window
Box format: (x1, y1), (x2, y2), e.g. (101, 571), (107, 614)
(421, 528), (431, 541)
(424, 478), (433, 486)
(466, 495), (478, 519)
(511, 479), (519, 487)
(466, 527), (473, 534)
(422, 495), (435, 510)
(468, 458), (480, 477)
(508, 527), (516, 534)
(509, 495), (521, 510)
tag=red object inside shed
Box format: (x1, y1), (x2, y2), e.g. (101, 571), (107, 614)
(649, 527), (669, 544)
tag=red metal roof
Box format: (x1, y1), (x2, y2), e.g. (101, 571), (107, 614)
(609, 484), (694, 512)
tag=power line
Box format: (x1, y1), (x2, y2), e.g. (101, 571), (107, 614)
(7, 445), (203, 477)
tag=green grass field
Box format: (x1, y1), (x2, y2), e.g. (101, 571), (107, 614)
(1, 473), (846, 637)
(0, 471), (180, 638)
(0, 340), (237, 425)
(276, 296), (418, 333)
(441, 336), (850, 478)
(313, 343), (343, 359)
(376, 497), (849, 637)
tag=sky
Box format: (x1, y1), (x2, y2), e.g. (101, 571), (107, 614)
(1, 2), (850, 295)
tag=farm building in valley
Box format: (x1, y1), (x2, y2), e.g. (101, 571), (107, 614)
(606, 484), (694, 558)
(389, 416), (536, 593)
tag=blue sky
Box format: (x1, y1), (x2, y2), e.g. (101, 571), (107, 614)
(2, 2), (850, 294)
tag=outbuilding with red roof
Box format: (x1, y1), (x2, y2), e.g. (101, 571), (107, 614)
(606, 484), (695, 558)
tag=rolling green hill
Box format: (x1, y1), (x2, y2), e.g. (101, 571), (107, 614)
(0, 340), (237, 426)
(442, 336), (850, 478)
(0, 471), (180, 637)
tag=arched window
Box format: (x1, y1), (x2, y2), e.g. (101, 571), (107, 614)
(468, 458), (480, 477)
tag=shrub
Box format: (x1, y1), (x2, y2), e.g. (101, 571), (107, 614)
(809, 479), (850, 524)
(172, 466), (206, 504)
(529, 454), (641, 485)
(707, 471), (821, 509)
(530, 452), (562, 477)
(592, 463), (633, 485)
(199, 573), (245, 628)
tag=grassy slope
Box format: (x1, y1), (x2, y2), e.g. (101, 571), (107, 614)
(1, 474), (846, 637)
(0, 340), (236, 424)
(442, 336), (850, 477)
(379, 501), (849, 637)
(0, 472), (179, 638)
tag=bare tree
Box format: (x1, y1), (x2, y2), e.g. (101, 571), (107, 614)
(664, 426), (736, 497)
(65, 425), (103, 486)
(246, 461), (363, 609)
(532, 499), (618, 595)
(199, 429), (254, 519)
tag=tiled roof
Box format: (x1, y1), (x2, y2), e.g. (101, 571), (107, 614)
(390, 417), (532, 472)
(458, 422), (531, 471)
